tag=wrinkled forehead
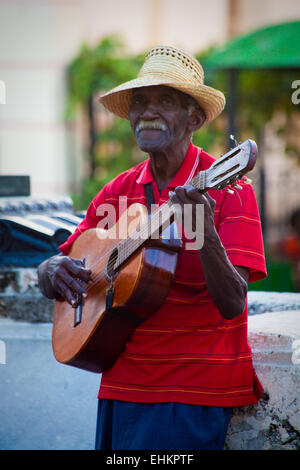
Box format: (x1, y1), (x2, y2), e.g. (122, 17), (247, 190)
(131, 85), (191, 103)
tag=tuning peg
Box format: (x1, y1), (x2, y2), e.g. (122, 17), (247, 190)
(243, 177), (252, 185)
(229, 134), (238, 149)
(225, 188), (234, 194)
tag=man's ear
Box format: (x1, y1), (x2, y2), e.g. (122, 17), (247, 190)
(187, 108), (206, 133)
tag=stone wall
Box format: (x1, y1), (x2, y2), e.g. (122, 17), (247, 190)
(225, 310), (300, 450)
(0, 267), (300, 450)
(0, 267), (53, 322)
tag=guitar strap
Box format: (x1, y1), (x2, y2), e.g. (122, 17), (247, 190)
(144, 182), (155, 208)
(104, 184), (155, 325)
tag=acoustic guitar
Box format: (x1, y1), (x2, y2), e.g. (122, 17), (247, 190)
(52, 139), (257, 373)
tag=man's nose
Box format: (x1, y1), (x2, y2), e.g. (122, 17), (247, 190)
(140, 101), (159, 119)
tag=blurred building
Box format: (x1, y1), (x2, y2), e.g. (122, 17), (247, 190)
(0, 0), (299, 222)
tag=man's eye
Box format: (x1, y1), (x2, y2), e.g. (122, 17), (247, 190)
(132, 96), (144, 106)
(161, 96), (174, 106)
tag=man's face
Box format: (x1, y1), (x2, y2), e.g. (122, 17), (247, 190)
(129, 85), (193, 153)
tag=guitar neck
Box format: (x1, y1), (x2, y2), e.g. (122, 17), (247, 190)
(115, 171), (206, 269)
(115, 138), (257, 270)
(115, 199), (173, 268)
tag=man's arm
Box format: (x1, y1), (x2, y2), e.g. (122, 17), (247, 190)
(170, 185), (249, 320)
(196, 227), (249, 319)
(38, 187), (106, 307)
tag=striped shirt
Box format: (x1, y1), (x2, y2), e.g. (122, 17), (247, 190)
(60, 141), (267, 407)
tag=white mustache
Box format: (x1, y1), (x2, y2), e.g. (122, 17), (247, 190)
(136, 119), (167, 133)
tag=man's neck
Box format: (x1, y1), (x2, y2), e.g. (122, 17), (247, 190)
(148, 140), (191, 193)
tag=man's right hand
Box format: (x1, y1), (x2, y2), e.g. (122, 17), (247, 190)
(38, 255), (92, 307)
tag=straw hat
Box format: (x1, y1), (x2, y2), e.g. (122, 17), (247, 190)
(98, 45), (225, 124)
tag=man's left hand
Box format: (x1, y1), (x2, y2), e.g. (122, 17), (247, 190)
(169, 184), (216, 239)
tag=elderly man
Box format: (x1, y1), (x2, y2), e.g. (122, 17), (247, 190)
(38, 46), (267, 450)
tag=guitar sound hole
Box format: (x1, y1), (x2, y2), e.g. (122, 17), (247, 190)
(105, 247), (120, 282)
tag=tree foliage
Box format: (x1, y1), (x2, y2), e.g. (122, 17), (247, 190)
(66, 35), (142, 115)
(66, 35), (144, 209)
(196, 47), (300, 159)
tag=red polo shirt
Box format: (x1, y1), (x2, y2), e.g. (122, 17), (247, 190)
(60, 141), (267, 407)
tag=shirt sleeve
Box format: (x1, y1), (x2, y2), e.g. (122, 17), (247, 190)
(59, 185), (107, 255)
(216, 182), (267, 283)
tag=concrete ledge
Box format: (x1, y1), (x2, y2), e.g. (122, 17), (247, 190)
(225, 310), (300, 450)
(0, 267), (54, 322)
(248, 291), (300, 315)
(1, 267), (300, 322)
(0, 295), (54, 322)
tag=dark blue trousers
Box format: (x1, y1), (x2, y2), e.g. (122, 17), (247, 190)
(95, 399), (232, 450)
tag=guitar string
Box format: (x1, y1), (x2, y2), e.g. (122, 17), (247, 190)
(87, 160), (227, 276)
(79, 167), (228, 291)
(83, 167), (210, 291)
(84, 198), (176, 292)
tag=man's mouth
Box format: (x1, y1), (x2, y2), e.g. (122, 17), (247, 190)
(135, 119), (167, 134)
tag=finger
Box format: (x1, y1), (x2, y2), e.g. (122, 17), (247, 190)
(174, 185), (204, 204)
(56, 280), (79, 307)
(174, 186), (188, 203)
(168, 190), (182, 206)
(60, 270), (88, 298)
(182, 184), (203, 202)
(182, 186), (215, 210)
(50, 265), (87, 298)
(63, 258), (92, 282)
(72, 258), (90, 270)
(170, 187), (192, 208)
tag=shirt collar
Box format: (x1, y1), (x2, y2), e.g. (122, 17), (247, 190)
(136, 141), (202, 188)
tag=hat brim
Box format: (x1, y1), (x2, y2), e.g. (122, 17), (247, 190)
(98, 75), (226, 124)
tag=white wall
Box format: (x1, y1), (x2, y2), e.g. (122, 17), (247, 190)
(0, 0), (85, 196)
(0, 0), (230, 197)
(0, 0), (300, 198)
(236, 0), (300, 35)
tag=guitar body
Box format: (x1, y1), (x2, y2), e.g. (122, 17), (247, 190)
(52, 203), (181, 373)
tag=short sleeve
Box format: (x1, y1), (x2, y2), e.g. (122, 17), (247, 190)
(216, 182), (267, 283)
(59, 185), (107, 255)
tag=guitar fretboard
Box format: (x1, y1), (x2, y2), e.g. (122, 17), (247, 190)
(110, 139), (253, 273)
(115, 170), (206, 269)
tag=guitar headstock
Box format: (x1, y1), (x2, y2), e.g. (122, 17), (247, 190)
(197, 139), (257, 192)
